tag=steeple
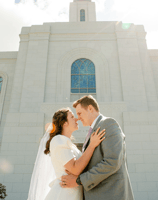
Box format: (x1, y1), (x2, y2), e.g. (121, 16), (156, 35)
(69, 0), (96, 22)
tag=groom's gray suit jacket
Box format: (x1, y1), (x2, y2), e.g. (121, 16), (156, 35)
(80, 114), (134, 200)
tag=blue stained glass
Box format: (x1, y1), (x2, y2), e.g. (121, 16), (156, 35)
(71, 59), (96, 94)
(75, 60), (82, 67)
(0, 83), (2, 91)
(80, 58), (86, 62)
(80, 75), (88, 88)
(88, 89), (96, 93)
(80, 63), (88, 74)
(71, 63), (79, 74)
(88, 62), (95, 74)
(80, 10), (85, 22)
(84, 60), (91, 68)
(71, 75), (79, 88)
(80, 89), (87, 93)
(88, 75), (96, 88)
(71, 89), (79, 93)
(0, 77), (3, 81)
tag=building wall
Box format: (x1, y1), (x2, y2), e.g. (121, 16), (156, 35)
(149, 50), (158, 97)
(0, 52), (17, 143)
(124, 111), (158, 200)
(0, 21), (158, 200)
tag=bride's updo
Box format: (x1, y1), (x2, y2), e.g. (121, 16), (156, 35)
(44, 108), (70, 155)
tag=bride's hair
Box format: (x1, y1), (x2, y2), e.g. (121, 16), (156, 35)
(44, 108), (70, 155)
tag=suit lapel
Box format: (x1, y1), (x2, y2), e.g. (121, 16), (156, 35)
(84, 115), (103, 152)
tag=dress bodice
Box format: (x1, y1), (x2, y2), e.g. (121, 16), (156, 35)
(50, 135), (82, 180)
(44, 135), (83, 200)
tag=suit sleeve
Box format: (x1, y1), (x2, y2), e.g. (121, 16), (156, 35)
(80, 118), (124, 191)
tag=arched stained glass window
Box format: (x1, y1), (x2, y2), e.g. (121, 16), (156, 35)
(71, 59), (96, 93)
(0, 77), (3, 92)
(80, 9), (85, 21)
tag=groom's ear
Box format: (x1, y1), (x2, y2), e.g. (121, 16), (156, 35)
(88, 105), (94, 113)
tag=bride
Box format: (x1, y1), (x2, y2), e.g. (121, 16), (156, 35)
(27, 108), (105, 200)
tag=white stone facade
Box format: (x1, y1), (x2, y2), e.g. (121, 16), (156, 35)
(0, 0), (158, 200)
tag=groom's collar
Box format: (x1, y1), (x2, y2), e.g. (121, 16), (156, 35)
(90, 113), (101, 129)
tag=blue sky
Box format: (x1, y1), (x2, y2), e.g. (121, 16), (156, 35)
(0, 0), (158, 51)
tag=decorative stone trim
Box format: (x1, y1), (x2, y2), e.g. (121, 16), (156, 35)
(55, 47), (111, 102)
(149, 50), (158, 57)
(136, 32), (146, 39)
(150, 57), (158, 61)
(0, 52), (18, 59)
(50, 33), (116, 41)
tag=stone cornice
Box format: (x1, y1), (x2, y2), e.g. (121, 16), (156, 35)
(150, 57), (158, 61)
(136, 32), (147, 39)
(50, 33), (116, 41)
(116, 31), (137, 39)
(149, 50), (158, 61)
(20, 32), (50, 42)
(0, 52), (18, 59)
(149, 50), (158, 56)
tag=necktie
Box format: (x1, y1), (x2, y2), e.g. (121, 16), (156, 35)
(82, 127), (93, 153)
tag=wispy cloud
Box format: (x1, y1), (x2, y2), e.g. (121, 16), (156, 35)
(110, 0), (158, 49)
(0, 0), (158, 51)
(0, 0), (72, 51)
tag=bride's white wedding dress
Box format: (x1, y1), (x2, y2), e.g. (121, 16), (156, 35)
(44, 135), (83, 200)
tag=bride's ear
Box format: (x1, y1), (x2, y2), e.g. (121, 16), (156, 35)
(63, 121), (68, 127)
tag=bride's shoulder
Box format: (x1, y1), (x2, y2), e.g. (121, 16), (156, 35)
(50, 135), (72, 147)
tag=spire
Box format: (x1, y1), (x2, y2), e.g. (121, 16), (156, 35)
(70, 0), (96, 22)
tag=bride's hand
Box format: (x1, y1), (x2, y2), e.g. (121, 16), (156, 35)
(89, 127), (106, 148)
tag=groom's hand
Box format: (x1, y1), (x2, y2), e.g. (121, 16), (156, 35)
(60, 174), (78, 188)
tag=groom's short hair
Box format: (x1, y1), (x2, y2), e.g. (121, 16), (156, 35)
(73, 95), (99, 112)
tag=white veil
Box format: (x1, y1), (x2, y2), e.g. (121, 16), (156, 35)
(27, 125), (56, 200)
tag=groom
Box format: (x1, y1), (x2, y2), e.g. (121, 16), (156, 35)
(61, 95), (134, 200)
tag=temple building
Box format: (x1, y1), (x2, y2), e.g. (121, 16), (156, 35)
(0, 0), (158, 199)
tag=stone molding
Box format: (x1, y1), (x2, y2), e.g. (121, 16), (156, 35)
(149, 50), (158, 61)
(136, 32), (146, 39)
(50, 33), (116, 41)
(149, 50), (158, 56)
(20, 32), (50, 42)
(19, 34), (29, 42)
(55, 47), (111, 102)
(0, 52), (18, 59)
(116, 31), (137, 39)
(116, 31), (146, 39)
(150, 57), (158, 61)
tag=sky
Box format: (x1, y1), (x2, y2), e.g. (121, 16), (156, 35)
(0, 0), (158, 51)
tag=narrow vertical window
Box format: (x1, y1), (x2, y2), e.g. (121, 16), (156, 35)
(80, 9), (85, 21)
(0, 77), (3, 92)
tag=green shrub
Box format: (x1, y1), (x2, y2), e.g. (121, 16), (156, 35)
(0, 183), (7, 199)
